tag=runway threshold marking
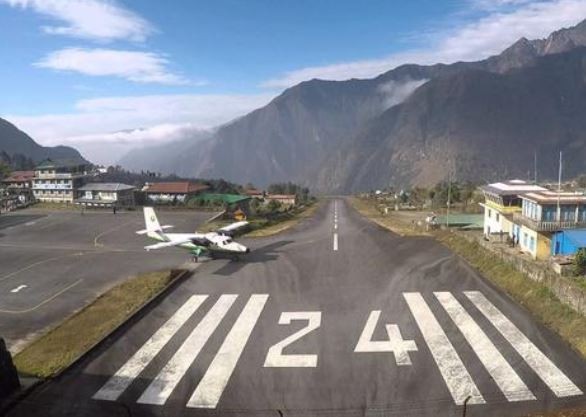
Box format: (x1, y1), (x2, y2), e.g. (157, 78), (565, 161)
(435, 292), (535, 402)
(187, 294), (269, 408)
(0, 278), (83, 314)
(10, 285), (28, 293)
(138, 294), (238, 405)
(465, 291), (583, 398)
(404, 292), (485, 405)
(93, 295), (208, 402)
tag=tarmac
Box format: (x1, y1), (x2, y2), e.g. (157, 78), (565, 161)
(5, 199), (586, 417)
(0, 208), (214, 353)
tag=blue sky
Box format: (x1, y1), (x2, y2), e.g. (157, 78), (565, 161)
(1, 0), (585, 164)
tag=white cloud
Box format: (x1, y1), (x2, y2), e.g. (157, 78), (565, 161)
(378, 79), (429, 109)
(262, 0), (586, 88)
(35, 47), (191, 85)
(3, 93), (275, 163)
(0, 0), (152, 42)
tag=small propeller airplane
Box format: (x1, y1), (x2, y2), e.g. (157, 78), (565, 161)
(137, 207), (250, 262)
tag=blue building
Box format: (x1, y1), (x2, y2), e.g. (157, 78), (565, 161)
(551, 230), (586, 256)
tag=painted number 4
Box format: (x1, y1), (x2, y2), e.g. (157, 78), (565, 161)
(355, 311), (417, 366)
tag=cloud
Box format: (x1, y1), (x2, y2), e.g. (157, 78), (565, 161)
(262, 0), (586, 88)
(3, 93), (275, 163)
(0, 0), (152, 42)
(35, 47), (192, 85)
(378, 79), (429, 109)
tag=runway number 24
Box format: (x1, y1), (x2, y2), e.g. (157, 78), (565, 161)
(263, 310), (417, 368)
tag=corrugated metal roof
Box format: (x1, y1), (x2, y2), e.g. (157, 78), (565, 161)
(145, 182), (208, 194)
(481, 180), (547, 196)
(79, 183), (135, 192)
(1, 171), (34, 182)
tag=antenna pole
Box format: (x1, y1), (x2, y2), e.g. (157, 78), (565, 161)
(557, 151), (562, 223)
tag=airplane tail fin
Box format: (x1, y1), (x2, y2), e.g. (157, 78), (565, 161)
(144, 207), (162, 232)
(137, 207), (170, 240)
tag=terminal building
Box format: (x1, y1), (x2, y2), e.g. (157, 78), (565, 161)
(76, 183), (135, 208)
(481, 180), (586, 260)
(32, 160), (90, 203)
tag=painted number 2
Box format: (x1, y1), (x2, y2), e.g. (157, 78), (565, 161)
(264, 312), (321, 367)
(354, 310), (417, 365)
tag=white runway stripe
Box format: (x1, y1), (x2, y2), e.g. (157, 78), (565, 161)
(93, 295), (208, 402)
(187, 294), (269, 408)
(137, 294), (238, 405)
(404, 292), (485, 405)
(435, 292), (535, 402)
(333, 233), (338, 251)
(465, 291), (583, 398)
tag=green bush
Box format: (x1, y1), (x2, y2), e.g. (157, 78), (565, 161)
(574, 248), (586, 276)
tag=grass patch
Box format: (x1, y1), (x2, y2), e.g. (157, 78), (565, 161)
(437, 232), (586, 359)
(348, 197), (429, 237)
(14, 270), (180, 378)
(245, 202), (320, 238)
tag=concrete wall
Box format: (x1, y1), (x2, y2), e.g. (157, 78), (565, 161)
(458, 232), (586, 316)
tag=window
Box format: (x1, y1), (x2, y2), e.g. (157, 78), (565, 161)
(530, 236), (535, 251)
(488, 209), (491, 218)
(523, 233), (528, 248)
(496, 213), (500, 222)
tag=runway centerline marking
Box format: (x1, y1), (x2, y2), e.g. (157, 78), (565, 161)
(10, 285), (28, 293)
(333, 233), (338, 251)
(94, 220), (137, 247)
(465, 291), (583, 398)
(138, 294), (237, 405)
(93, 295), (208, 402)
(404, 292), (485, 405)
(435, 292), (535, 402)
(188, 294), (269, 409)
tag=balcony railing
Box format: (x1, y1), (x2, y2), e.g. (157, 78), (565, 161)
(512, 213), (586, 232)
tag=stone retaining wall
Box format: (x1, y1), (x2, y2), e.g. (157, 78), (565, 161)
(458, 232), (586, 316)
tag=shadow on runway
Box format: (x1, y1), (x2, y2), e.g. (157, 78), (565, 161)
(210, 240), (293, 276)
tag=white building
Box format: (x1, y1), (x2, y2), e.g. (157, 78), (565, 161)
(32, 160), (90, 203)
(76, 183), (135, 208)
(480, 180), (547, 238)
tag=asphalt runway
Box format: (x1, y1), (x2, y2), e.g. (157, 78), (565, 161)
(7, 200), (586, 417)
(0, 208), (214, 353)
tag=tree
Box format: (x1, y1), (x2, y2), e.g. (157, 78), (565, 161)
(574, 248), (586, 276)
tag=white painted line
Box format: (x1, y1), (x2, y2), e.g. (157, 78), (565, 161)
(93, 295), (208, 401)
(187, 294), (269, 409)
(333, 233), (338, 251)
(465, 291), (583, 398)
(10, 285), (28, 293)
(404, 292), (485, 405)
(435, 292), (535, 402)
(334, 223), (338, 230)
(138, 294), (238, 405)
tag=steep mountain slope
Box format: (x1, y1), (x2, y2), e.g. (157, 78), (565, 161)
(0, 118), (86, 165)
(319, 47), (586, 191)
(119, 20), (586, 191)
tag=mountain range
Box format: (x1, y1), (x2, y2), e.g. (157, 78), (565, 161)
(0, 118), (85, 168)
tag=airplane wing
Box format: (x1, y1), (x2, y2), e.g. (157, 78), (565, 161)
(144, 239), (192, 251)
(217, 221), (249, 234)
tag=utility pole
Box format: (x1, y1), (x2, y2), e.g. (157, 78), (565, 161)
(557, 151), (562, 223)
(534, 149), (538, 184)
(446, 162), (452, 228)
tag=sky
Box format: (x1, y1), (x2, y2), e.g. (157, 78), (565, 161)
(1, 0), (586, 164)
